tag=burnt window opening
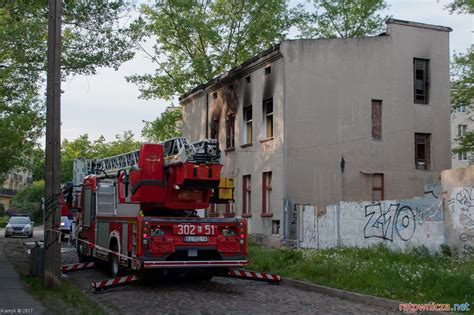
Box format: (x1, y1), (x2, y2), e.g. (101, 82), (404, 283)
(210, 119), (219, 141)
(243, 106), (252, 144)
(372, 173), (384, 201)
(265, 66), (271, 75)
(242, 175), (251, 215)
(371, 100), (382, 140)
(226, 113), (235, 149)
(212, 92), (217, 99)
(245, 76), (251, 83)
(263, 99), (273, 139)
(262, 171), (272, 214)
(415, 133), (431, 170)
(414, 58), (430, 104)
(272, 220), (280, 235)
(228, 84), (233, 91)
(458, 124), (467, 137)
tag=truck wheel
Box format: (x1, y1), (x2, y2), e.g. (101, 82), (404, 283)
(109, 243), (123, 277)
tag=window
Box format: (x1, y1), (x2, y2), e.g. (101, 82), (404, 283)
(265, 66), (271, 75)
(245, 76), (251, 83)
(263, 99), (273, 139)
(414, 58), (430, 104)
(371, 100), (382, 140)
(242, 175), (251, 216)
(457, 104), (467, 113)
(372, 173), (384, 201)
(458, 152), (468, 161)
(212, 92), (217, 99)
(458, 124), (467, 137)
(243, 106), (252, 144)
(272, 220), (280, 235)
(226, 114), (235, 149)
(262, 172), (272, 214)
(415, 133), (431, 170)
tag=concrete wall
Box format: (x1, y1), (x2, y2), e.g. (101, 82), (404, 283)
(442, 166), (474, 256)
(281, 20), (451, 213)
(301, 192), (445, 251)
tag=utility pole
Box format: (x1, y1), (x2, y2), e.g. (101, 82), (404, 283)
(44, 0), (62, 288)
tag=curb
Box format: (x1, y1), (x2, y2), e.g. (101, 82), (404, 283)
(282, 278), (404, 311)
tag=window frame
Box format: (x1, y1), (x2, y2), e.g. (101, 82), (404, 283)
(263, 98), (273, 139)
(242, 175), (251, 217)
(243, 106), (253, 145)
(458, 124), (467, 137)
(413, 58), (430, 105)
(372, 173), (384, 201)
(415, 133), (431, 170)
(261, 171), (272, 216)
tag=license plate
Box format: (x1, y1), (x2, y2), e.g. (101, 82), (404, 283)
(174, 224), (217, 235)
(183, 236), (208, 242)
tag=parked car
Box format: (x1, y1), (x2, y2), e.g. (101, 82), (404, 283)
(4, 216), (34, 238)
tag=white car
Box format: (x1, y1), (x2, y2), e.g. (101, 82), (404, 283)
(5, 216), (33, 238)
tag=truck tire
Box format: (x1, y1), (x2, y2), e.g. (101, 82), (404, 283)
(109, 243), (123, 277)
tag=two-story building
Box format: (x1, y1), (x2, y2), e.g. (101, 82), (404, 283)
(180, 19), (452, 241)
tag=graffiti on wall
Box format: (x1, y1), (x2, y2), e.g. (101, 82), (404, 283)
(447, 187), (474, 254)
(364, 203), (416, 242)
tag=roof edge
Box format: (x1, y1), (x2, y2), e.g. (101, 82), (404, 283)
(386, 18), (452, 32)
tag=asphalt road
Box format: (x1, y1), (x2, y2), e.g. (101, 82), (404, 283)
(1, 228), (398, 315)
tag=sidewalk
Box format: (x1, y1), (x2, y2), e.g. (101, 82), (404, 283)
(0, 235), (47, 315)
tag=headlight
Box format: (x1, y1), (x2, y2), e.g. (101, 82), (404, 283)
(24, 225), (31, 230)
(6, 224), (12, 231)
(61, 222), (65, 227)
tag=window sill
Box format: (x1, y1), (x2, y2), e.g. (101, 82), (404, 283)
(223, 212), (235, 218)
(208, 213), (219, 218)
(240, 143), (253, 148)
(259, 137), (274, 144)
(225, 147), (235, 153)
(260, 212), (273, 218)
(242, 213), (252, 218)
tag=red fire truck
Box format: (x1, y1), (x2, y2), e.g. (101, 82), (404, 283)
(74, 138), (248, 279)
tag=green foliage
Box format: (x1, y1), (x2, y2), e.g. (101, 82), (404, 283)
(142, 107), (183, 142)
(248, 244), (474, 304)
(10, 181), (45, 222)
(0, 1), (136, 179)
(291, 0), (388, 38)
(21, 273), (106, 315)
(127, 0), (290, 100)
(32, 147), (45, 182)
(446, 0), (474, 14)
(61, 131), (140, 182)
(0, 204), (5, 217)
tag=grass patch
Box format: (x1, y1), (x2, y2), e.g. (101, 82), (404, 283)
(20, 273), (106, 315)
(247, 244), (473, 305)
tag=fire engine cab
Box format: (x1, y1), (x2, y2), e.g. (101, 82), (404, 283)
(74, 138), (248, 278)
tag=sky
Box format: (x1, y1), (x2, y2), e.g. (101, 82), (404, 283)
(59, 0), (472, 144)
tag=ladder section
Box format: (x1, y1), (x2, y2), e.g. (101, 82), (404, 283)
(95, 150), (140, 175)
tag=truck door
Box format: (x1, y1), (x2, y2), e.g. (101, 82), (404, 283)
(82, 187), (95, 228)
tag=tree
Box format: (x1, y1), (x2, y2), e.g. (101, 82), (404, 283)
(32, 147), (46, 182)
(60, 131), (140, 182)
(291, 0), (388, 39)
(127, 0), (290, 100)
(0, 1), (136, 179)
(142, 108), (182, 142)
(10, 181), (45, 222)
(448, 0), (474, 156)
(446, 0), (473, 14)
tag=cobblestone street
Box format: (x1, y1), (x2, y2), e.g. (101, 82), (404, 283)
(1, 231), (398, 314)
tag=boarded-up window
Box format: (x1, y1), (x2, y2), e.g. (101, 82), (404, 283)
(372, 173), (384, 201)
(243, 106), (252, 144)
(226, 114), (235, 149)
(414, 58), (430, 104)
(242, 175), (251, 215)
(371, 100), (382, 140)
(262, 172), (272, 214)
(415, 133), (431, 170)
(263, 99), (273, 139)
